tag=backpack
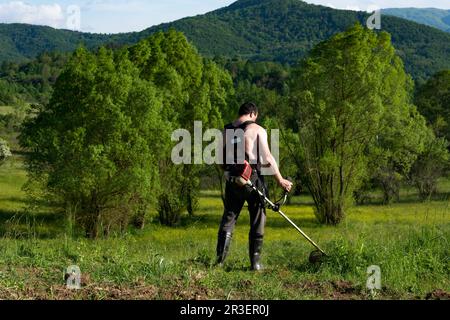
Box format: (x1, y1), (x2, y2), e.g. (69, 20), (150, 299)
(223, 121), (257, 187)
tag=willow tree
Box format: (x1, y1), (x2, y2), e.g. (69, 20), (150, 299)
(128, 30), (234, 222)
(291, 24), (419, 224)
(20, 47), (168, 237)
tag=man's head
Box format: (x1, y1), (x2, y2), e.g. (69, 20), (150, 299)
(239, 102), (259, 122)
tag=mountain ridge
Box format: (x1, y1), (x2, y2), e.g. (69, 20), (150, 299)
(382, 7), (450, 32)
(0, 0), (449, 82)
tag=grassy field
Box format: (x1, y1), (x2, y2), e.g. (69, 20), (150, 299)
(0, 155), (449, 300)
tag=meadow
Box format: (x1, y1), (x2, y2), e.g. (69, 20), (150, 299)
(0, 0), (449, 303)
(0, 155), (448, 300)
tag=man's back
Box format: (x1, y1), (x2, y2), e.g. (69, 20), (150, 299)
(229, 120), (263, 167)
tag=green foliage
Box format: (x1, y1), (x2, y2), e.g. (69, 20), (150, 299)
(217, 58), (290, 123)
(0, 104), (28, 150)
(368, 98), (429, 204)
(0, 52), (69, 106)
(19, 47), (168, 238)
(262, 117), (300, 195)
(409, 134), (450, 199)
(415, 70), (450, 143)
(383, 8), (450, 33)
(408, 70), (450, 201)
(1, 0), (450, 82)
(220, 58), (290, 93)
(18, 30), (235, 233)
(0, 80), (25, 106)
(156, 196), (182, 227)
(140, 0), (450, 82)
(0, 23), (111, 63)
(128, 30), (234, 222)
(291, 24), (421, 224)
(129, 30), (232, 129)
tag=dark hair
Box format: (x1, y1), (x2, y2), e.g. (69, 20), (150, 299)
(239, 102), (259, 116)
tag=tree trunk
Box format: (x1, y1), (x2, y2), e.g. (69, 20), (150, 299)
(187, 187), (194, 216)
(313, 178), (345, 225)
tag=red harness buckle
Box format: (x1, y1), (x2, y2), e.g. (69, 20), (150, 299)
(241, 160), (252, 181)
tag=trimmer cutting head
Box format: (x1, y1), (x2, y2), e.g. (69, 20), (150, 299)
(309, 250), (327, 264)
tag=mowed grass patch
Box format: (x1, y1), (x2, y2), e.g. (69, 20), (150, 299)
(0, 159), (448, 299)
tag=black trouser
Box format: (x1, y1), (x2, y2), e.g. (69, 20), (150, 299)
(218, 171), (268, 239)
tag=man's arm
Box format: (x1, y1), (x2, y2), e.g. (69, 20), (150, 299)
(258, 128), (293, 192)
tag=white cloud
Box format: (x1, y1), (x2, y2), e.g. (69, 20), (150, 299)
(345, 5), (362, 11)
(0, 1), (64, 28)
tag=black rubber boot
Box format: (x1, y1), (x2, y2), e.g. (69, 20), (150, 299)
(249, 237), (264, 271)
(216, 231), (232, 266)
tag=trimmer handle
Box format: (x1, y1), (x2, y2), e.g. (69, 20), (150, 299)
(284, 177), (294, 194)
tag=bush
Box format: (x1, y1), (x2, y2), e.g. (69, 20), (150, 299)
(409, 136), (449, 199)
(157, 193), (183, 227)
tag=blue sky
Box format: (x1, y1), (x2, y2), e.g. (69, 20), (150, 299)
(0, 0), (449, 34)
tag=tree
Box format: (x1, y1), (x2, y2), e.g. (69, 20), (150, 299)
(290, 24), (420, 224)
(415, 70), (450, 144)
(20, 47), (168, 238)
(369, 106), (429, 204)
(409, 133), (449, 200)
(128, 30), (234, 222)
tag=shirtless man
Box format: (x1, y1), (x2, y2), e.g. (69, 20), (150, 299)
(217, 102), (293, 271)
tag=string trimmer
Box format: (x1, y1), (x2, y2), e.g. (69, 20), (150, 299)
(226, 160), (327, 263)
(246, 180), (327, 263)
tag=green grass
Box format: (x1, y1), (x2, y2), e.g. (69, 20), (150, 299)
(0, 156), (449, 300)
(0, 156), (60, 239)
(0, 156), (28, 234)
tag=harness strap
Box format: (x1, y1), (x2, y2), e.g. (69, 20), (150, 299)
(223, 120), (263, 175)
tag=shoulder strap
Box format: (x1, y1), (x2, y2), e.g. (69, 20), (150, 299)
(224, 121), (256, 131)
(224, 123), (235, 130)
(238, 121), (256, 131)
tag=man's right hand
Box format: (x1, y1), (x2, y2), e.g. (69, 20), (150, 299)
(278, 178), (293, 193)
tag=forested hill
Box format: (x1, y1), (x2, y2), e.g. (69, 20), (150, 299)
(0, 23), (110, 63)
(382, 8), (450, 33)
(1, 0), (450, 82)
(139, 0), (450, 82)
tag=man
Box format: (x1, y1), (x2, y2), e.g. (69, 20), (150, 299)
(217, 102), (293, 271)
